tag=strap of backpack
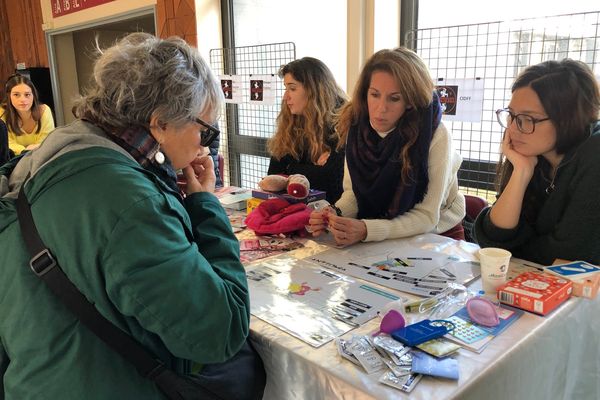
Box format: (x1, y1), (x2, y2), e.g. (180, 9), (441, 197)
(14, 183), (170, 383)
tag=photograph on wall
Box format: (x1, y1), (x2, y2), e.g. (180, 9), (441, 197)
(435, 78), (484, 123)
(218, 75), (243, 104)
(248, 74), (277, 105)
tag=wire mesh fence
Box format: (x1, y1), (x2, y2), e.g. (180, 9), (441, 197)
(211, 12), (600, 199)
(210, 42), (296, 188)
(407, 11), (600, 202)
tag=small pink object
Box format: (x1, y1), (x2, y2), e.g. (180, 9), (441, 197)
(466, 297), (500, 327)
(372, 310), (406, 336)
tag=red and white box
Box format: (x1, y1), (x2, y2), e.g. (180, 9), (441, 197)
(497, 272), (572, 315)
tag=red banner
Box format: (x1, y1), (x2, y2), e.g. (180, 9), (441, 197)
(51, 0), (115, 18)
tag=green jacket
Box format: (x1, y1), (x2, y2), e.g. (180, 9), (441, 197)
(0, 121), (250, 399)
(475, 122), (600, 265)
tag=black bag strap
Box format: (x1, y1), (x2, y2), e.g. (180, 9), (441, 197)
(14, 183), (176, 391)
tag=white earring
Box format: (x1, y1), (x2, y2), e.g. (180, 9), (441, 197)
(154, 148), (165, 164)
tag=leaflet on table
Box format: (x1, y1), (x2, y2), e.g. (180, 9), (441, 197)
(507, 258), (545, 280)
(309, 240), (480, 297)
(239, 237), (304, 264)
(215, 186), (252, 210)
(444, 304), (523, 353)
(225, 210), (246, 233)
(247, 254), (406, 347)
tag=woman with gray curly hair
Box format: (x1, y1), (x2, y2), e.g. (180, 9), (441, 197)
(0, 33), (264, 399)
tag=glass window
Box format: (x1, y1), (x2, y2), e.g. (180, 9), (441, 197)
(233, 0), (347, 91)
(418, 0), (594, 28)
(417, 0), (599, 200)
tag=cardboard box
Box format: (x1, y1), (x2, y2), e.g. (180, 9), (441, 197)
(251, 188), (326, 204)
(215, 186), (252, 210)
(571, 273), (600, 299)
(497, 272), (572, 315)
(551, 259), (600, 299)
(246, 197), (265, 215)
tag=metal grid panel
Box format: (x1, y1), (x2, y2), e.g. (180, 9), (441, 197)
(408, 11), (600, 202)
(210, 42), (296, 188)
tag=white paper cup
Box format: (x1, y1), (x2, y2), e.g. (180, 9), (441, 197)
(478, 247), (511, 295)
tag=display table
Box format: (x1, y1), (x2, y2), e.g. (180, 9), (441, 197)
(244, 233), (600, 400)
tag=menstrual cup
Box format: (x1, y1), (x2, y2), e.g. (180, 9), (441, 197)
(466, 296), (500, 327)
(372, 309), (406, 336)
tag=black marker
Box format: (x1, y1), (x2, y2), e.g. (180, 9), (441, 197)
(521, 262), (544, 271)
(407, 257), (433, 260)
(394, 258), (410, 266)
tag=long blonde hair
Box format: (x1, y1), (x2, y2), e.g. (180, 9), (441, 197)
(268, 57), (346, 163)
(336, 47), (434, 182)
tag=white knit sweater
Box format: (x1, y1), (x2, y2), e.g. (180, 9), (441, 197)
(335, 123), (465, 242)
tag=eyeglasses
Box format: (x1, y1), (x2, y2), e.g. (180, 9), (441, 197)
(495, 108), (550, 134)
(194, 118), (220, 147)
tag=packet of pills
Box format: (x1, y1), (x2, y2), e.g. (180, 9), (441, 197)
(335, 338), (360, 366)
(381, 358), (412, 377)
(349, 336), (385, 374)
(379, 371), (422, 393)
(372, 335), (412, 366)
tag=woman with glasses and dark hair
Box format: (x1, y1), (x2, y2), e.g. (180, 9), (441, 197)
(1, 74), (55, 156)
(474, 59), (600, 265)
(267, 57), (347, 203)
(0, 33), (264, 399)
(308, 48), (465, 245)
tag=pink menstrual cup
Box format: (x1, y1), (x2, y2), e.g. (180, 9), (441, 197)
(372, 310), (406, 336)
(466, 297), (500, 327)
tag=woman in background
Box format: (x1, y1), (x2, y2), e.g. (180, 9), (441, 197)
(1, 74), (55, 156)
(267, 57), (347, 203)
(308, 48), (465, 245)
(474, 59), (600, 265)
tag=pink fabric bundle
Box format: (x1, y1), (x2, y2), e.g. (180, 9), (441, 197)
(245, 198), (312, 235)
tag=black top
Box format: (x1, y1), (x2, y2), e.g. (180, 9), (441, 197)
(474, 122), (600, 265)
(208, 124), (222, 187)
(1, 119), (10, 165)
(268, 148), (345, 204)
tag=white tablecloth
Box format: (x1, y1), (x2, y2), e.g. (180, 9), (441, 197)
(247, 234), (600, 400)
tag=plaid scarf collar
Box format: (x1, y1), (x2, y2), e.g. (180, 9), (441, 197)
(104, 124), (179, 192)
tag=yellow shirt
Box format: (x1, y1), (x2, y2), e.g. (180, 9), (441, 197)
(0, 105), (55, 155)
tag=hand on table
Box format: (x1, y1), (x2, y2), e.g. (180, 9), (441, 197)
(307, 208), (332, 237)
(307, 208), (367, 246)
(327, 214), (367, 246)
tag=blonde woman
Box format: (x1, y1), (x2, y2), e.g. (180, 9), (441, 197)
(309, 48), (465, 245)
(268, 57), (347, 203)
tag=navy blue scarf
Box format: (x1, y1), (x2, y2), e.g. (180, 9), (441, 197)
(346, 92), (442, 219)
